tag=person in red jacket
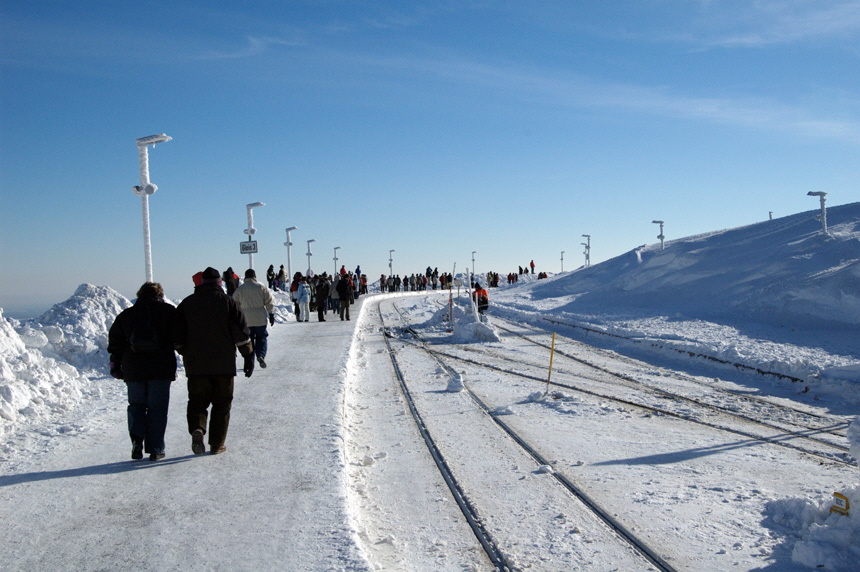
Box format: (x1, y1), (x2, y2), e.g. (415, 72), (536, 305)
(472, 282), (489, 314)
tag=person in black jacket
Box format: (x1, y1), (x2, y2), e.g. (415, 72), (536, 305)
(108, 282), (177, 461)
(174, 267), (254, 456)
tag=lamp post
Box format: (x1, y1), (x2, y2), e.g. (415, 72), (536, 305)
(244, 202), (265, 270)
(306, 239), (316, 275)
(133, 133), (171, 282)
(560, 251), (565, 272)
(652, 220), (665, 250)
(582, 234), (591, 267)
(333, 246), (341, 275)
(284, 226), (298, 279)
(389, 250), (395, 277)
(471, 251), (476, 278)
(807, 191), (828, 234)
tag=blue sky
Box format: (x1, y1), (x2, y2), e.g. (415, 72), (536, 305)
(1, 1), (859, 317)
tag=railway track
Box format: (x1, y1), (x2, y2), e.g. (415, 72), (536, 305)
(376, 297), (679, 572)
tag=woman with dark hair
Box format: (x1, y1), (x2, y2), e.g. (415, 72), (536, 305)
(108, 282), (178, 461)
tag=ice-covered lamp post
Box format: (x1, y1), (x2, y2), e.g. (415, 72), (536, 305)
(471, 251), (476, 279)
(582, 234), (591, 267)
(284, 226), (298, 280)
(244, 202), (265, 270)
(133, 133), (171, 283)
(652, 220), (665, 250)
(333, 246), (341, 275)
(306, 239), (316, 275)
(389, 250), (395, 277)
(560, 251), (565, 272)
(807, 191), (828, 235)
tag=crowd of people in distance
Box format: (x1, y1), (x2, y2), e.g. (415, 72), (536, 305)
(107, 256), (549, 461)
(283, 265), (365, 323)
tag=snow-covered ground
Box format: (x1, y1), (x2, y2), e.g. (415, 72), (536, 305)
(2, 204), (860, 571)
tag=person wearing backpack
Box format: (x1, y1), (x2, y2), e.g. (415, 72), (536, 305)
(108, 282), (178, 461)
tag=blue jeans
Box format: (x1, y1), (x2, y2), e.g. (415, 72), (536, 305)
(249, 325), (269, 359)
(126, 380), (172, 455)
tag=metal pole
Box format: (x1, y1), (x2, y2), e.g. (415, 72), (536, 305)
(334, 246), (341, 275)
(307, 239), (316, 275)
(582, 234), (591, 267)
(284, 226), (298, 280)
(245, 202), (265, 270)
(807, 192), (828, 234)
(133, 133), (171, 282)
(652, 221), (665, 250)
(389, 249), (395, 277)
(560, 251), (565, 272)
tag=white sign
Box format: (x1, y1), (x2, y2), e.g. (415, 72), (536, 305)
(240, 240), (258, 254)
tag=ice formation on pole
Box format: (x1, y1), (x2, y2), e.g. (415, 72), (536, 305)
(244, 202), (265, 270)
(133, 134), (171, 283)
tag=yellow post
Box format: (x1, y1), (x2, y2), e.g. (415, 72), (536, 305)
(545, 332), (557, 395)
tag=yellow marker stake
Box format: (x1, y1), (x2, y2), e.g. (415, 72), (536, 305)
(830, 492), (850, 516)
(545, 332), (557, 395)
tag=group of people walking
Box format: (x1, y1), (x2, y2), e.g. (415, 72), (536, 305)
(108, 266), (274, 461)
(288, 267), (361, 322)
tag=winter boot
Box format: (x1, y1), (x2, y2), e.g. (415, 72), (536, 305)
(191, 429), (205, 455)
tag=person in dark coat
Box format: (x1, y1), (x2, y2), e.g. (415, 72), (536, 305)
(174, 267), (254, 455)
(108, 282), (177, 461)
(223, 267), (239, 295)
(336, 274), (351, 321)
(315, 275), (330, 322)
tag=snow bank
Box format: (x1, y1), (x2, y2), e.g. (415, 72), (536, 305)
(451, 304), (500, 343)
(765, 485), (860, 571)
(0, 284), (130, 443)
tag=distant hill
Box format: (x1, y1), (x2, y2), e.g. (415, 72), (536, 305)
(525, 202), (860, 330)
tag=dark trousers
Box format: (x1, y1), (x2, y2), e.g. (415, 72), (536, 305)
(126, 380), (171, 455)
(249, 325), (268, 359)
(339, 298), (350, 320)
(187, 375), (234, 448)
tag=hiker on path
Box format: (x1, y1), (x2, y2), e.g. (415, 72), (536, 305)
(108, 282), (177, 461)
(175, 267), (254, 456)
(232, 268), (275, 369)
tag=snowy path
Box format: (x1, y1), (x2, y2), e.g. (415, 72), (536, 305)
(1, 302), (369, 571)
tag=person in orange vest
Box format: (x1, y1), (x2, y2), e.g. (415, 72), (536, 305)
(472, 282), (489, 314)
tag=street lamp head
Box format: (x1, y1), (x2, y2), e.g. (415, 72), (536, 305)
(807, 191), (827, 197)
(136, 133), (172, 147)
(247, 202), (265, 208)
(652, 220), (664, 225)
(307, 238), (316, 244)
(286, 226), (298, 232)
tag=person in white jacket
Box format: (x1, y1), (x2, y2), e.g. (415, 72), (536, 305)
(232, 269), (276, 368)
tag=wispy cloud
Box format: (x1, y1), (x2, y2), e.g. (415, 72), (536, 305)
(194, 36), (301, 60)
(693, 0), (860, 48)
(350, 52), (860, 143)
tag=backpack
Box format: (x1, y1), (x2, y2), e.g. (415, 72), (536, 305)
(129, 304), (161, 353)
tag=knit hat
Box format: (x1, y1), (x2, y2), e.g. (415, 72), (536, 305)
(201, 267), (221, 283)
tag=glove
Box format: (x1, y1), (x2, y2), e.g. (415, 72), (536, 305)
(109, 361), (123, 380)
(268, 313), (275, 326)
(243, 353), (254, 378)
